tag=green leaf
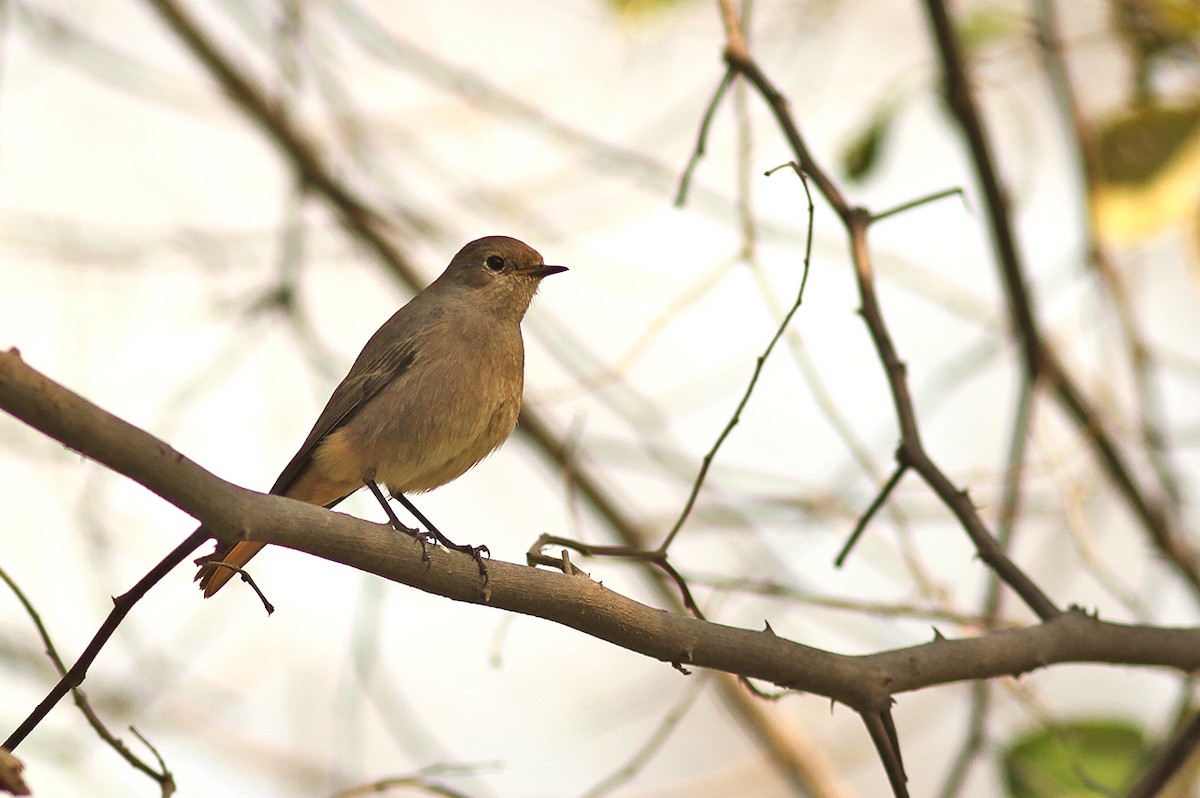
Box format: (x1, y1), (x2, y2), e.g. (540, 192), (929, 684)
(842, 111), (892, 183)
(1090, 102), (1200, 242)
(1097, 103), (1200, 186)
(956, 6), (1022, 53)
(1002, 720), (1148, 798)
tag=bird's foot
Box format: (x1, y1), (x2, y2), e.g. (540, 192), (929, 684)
(432, 537), (489, 579)
(405, 526), (435, 563)
(383, 516), (433, 562)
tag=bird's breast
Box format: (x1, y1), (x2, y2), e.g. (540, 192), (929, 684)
(338, 321), (526, 495)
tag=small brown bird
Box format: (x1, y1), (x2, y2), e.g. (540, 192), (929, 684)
(196, 235), (566, 596)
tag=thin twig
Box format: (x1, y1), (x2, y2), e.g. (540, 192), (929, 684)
(675, 68), (734, 207)
(694, 574), (1022, 629)
(936, 681), (991, 798)
(1031, 0), (1187, 550)
(328, 762), (490, 798)
(197, 560), (275, 614)
(836, 463), (908, 567)
(581, 674), (711, 798)
(0, 566), (175, 792)
(4, 529), (210, 751)
(659, 166), (814, 552)
(920, 0), (1198, 597)
(128, 727), (174, 798)
(141, 0), (425, 284)
(871, 187), (965, 224)
(1126, 709), (1200, 798)
(719, 5), (1061, 621)
(527, 534), (703, 618)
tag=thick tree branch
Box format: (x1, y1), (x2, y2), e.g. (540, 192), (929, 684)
(2, 350), (1198, 718)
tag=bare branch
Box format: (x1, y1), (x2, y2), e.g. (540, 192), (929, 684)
(660, 166), (814, 552)
(1126, 709), (1200, 798)
(3, 530), (208, 751)
(715, 4), (1061, 621)
(675, 68), (735, 207)
(919, 0), (1199, 597)
(836, 463), (908, 567)
(2, 353), (1199, 731)
(0, 566), (176, 790)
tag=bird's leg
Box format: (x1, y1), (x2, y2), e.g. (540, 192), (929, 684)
(363, 478), (431, 561)
(392, 493), (490, 579)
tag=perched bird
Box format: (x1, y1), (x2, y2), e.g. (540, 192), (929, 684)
(196, 235), (566, 596)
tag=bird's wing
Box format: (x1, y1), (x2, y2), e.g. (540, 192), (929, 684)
(198, 340), (416, 595)
(269, 340), (417, 498)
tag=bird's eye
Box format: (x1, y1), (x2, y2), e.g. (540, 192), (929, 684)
(485, 255), (506, 272)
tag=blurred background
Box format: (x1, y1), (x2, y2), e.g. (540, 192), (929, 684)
(1, 1), (1198, 796)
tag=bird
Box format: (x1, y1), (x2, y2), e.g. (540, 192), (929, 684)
(195, 235), (566, 596)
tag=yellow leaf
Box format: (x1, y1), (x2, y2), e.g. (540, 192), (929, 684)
(1090, 103), (1200, 244)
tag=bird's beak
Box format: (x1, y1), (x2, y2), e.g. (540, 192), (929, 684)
(515, 264), (568, 278)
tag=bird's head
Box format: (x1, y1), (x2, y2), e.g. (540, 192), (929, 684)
(439, 235), (567, 320)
